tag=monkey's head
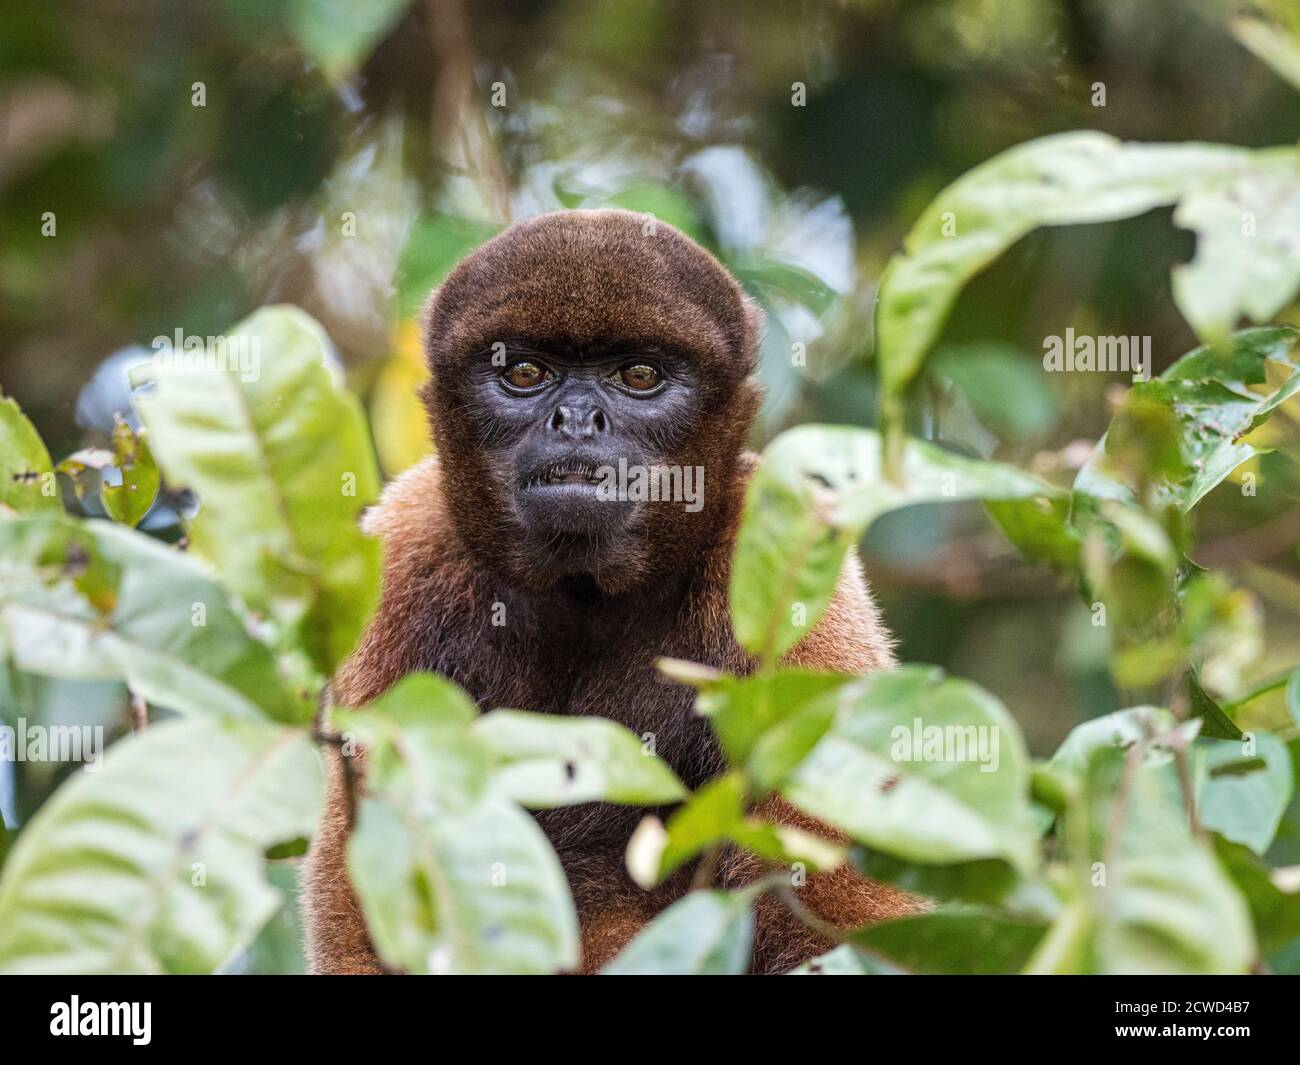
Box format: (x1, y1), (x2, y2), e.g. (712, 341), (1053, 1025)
(422, 208), (763, 595)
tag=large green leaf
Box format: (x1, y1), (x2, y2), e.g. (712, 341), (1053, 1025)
(730, 425), (1056, 662)
(603, 889), (756, 975)
(1173, 156), (1300, 342)
(0, 717), (321, 974)
(473, 710), (685, 808)
(0, 393), (57, 514)
(396, 212), (500, 318)
(875, 131), (1293, 407)
(0, 513), (308, 722)
(348, 794), (579, 975)
(132, 306), (381, 675)
(338, 674), (579, 974)
(782, 666), (1038, 871)
(1037, 746), (1256, 974)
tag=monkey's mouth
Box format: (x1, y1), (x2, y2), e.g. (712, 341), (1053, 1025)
(522, 459), (605, 489)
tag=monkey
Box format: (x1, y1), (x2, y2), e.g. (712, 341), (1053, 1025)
(301, 208), (917, 975)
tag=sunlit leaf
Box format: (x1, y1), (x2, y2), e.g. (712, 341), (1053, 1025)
(474, 709), (684, 809)
(338, 674), (579, 974)
(782, 666), (1038, 871)
(603, 889), (756, 975)
(731, 425), (1057, 662)
(0, 513), (308, 722)
(348, 793), (579, 975)
(0, 393), (57, 514)
(132, 305), (381, 676)
(1042, 746), (1255, 974)
(876, 132), (1293, 409)
(0, 717), (321, 973)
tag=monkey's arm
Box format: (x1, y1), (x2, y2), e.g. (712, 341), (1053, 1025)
(300, 747), (387, 974)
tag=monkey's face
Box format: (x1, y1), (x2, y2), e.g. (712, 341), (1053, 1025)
(423, 209), (762, 594)
(466, 339), (703, 581)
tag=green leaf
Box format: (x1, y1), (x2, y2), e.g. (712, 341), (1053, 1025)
(0, 513), (308, 722)
(473, 710), (685, 809)
(730, 425), (1057, 662)
(782, 666), (1038, 871)
(852, 906), (1048, 975)
(985, 496), (1081, 571)
(132, 306), (381, 676)
(852, 848), (1058, 914)
(931, 342), (1058, 440)
(1173, 155), (1300, 342)
(876, 131), (1288, 406)
(1185, 672), (1244, 741)
(1047, 706), (1176, 779)
(1062, 747), (1255, 974)
(694, 668), (852, 787)
(0, 717), (321, 973)
(348, 793), (579, 975)
(1075, 327), (1299, 512)
(396, 213), (500, 318)
(786, 943), (904, 974)
(0, 393), (57, 514)
(100, 418), (160, 527)
(1214, 835), (1300, 954)
(285, 0), (411, 80)
(333, 673), (489, 813)
(603, 889), (756, 975)
(1288, 667), (1300, 729)
(626, 773), (844, 890)
(338, 674), (579, 974)
(1197, 733), (1293, 856)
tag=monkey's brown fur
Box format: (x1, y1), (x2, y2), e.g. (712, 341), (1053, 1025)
(301, 209), (917, 974)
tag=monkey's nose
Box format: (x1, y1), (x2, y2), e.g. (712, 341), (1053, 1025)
(548, 404), (608, 439)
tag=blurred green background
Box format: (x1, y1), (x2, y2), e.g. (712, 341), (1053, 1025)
(2, 0), (1299, 969)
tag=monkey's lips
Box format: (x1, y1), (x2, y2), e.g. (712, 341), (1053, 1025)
(512, 455), (636, 543)
(521, 458), (605, 489)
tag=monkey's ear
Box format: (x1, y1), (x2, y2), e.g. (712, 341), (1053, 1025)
(741, 293), (766, 371)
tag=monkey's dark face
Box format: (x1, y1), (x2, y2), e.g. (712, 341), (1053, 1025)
(423, 209), (762, 595)
(467, 339), (701, 579)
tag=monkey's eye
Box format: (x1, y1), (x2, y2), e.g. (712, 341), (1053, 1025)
(502, 360), (551, 391)
(616, 363), (662, 392)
